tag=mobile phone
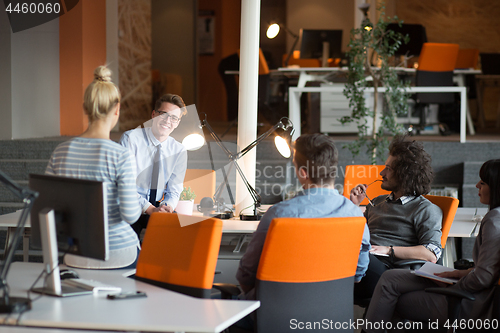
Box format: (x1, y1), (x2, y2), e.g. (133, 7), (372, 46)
(107, 291), (147, 300)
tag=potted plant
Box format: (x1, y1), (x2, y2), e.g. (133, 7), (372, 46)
(176, 186), (196, 215)
(341, 2), (410, 164)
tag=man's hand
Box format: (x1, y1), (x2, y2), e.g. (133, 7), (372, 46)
(370, 245), (391, 255)
(350, 184), (367, 206)
(159, 204), (174, 213)
(145, 204), (160, 215)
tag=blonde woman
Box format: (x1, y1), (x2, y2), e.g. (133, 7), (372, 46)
(46, 66), (141, 269)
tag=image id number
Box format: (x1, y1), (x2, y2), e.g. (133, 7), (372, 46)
(445, 319), (498, 331)
(5, 2), (61, 14)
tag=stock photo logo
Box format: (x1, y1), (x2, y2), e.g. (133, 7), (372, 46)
(4, 0), (79, 33)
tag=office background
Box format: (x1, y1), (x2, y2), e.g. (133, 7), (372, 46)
(1, 0), (500, 140)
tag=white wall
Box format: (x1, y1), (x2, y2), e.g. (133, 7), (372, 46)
(0, 1), (13, 139)
(0, 0), (60, 140)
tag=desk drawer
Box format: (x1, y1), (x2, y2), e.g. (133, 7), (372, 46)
(321, 116), (359, 133)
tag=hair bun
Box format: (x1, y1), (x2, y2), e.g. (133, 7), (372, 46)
(94, 66), (112, 83)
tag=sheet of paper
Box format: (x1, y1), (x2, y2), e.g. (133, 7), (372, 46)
(414, 262), (459, 284)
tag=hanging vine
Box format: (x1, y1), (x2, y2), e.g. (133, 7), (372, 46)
(341, 3), (410, 164)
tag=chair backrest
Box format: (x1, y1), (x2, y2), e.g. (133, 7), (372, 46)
(455, 48), (479, 69)
(424, 195), (459, 248)
(416, 43), (459, 104)
(418, 43), (460, 72)
(343, 165), (389, 206)
(183, 169), (216, 205)
(255, 216), (366, 333)
(135, 213), (223, 298)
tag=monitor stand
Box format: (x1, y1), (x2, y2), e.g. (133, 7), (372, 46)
(31, 209), (92, 297)
(322, 41), (330, 67)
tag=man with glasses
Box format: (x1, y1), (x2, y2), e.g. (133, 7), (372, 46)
(350, 134), (442, 301)
(120, 94), (188, 238)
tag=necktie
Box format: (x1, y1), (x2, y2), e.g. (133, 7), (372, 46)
(149, 145), (160, 206)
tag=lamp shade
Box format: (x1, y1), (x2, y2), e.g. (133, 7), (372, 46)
(266, 23), (280, 39)
(182, 133), (205, 151)
(274, 126), (294, 158)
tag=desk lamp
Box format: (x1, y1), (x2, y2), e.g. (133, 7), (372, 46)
(183, 114), (294, 220)
(0, 170), (38, 313)
(266, 22), (299, 67)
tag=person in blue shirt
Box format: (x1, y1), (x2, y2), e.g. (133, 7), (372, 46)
(120, 94), (188, 238)
(236, 133), (371, 300)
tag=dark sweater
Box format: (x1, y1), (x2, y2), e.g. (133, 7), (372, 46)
(364, 195), (442, 250)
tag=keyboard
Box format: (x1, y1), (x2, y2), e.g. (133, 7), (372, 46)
(62, 278), (122, 293)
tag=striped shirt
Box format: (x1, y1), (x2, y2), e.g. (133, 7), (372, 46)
(45, 138), (141, 253)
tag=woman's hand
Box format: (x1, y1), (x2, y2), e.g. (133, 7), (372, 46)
(435, 268), (472, 280)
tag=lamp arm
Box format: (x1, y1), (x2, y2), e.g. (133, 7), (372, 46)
(0, 170), (38, 289)
(284, 33), (299, 67)
(283, 25), (298, 39)
(233, 160), (261, 210)
(201, 119), (236, 161)
(0, 171), (37, 200)
(236, 121), (285, 160)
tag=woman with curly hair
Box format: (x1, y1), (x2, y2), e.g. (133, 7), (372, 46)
(363, 159), (500, 332)
(351, 134), (442, 300)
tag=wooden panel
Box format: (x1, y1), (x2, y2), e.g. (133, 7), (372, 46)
(118, 0), (152, 131)
(396, 0), (500, 52)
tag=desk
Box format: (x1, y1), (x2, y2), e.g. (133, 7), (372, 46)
(281, 67), (478, 139)
(0, 210), (30, 262)
(442, 207), (488, 268)
(289, 86), (468, 142)
(0, 262), (259, 333)
(278, 67), (478, 88)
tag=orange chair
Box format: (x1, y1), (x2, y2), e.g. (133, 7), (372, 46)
(424, 195), (459, 249)
(342, 165), (389, 206)
(183, 169), (216, 205)
(393, 195), (459, 269)
(254, 217), (366, 333)
(414, 43), (460, 131)
(455, 48), (479, 70)
(135, 213), (223, 298)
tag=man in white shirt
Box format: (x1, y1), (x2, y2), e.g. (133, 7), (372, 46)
(120, 94), (188, 238)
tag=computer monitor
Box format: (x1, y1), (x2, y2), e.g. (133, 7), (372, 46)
(29, 174), (109, 296)
(299, 29), (342, 63)
(386, 23), (427, 57)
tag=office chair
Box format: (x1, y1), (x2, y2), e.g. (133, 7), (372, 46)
(354, 195), (459, 311)
(413, 43), (460, 134)
(455, 49), (479, 70)
(392, 195), (459, 269)
(254, 216), (366, 333)
(135, 213), (223, 298)
(184, 169), (216, 205)
(215, 216), (366, 332)
(342, 165), (389, 206)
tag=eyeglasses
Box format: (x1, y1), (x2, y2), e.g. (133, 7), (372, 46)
(363, 179), (386, 207)
(155, 111), (180, 124)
